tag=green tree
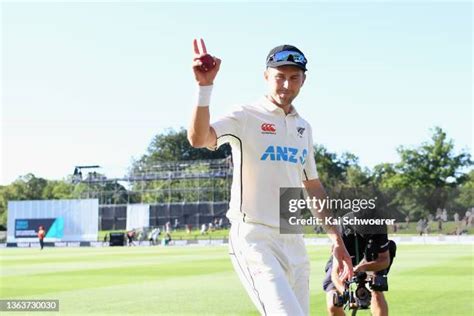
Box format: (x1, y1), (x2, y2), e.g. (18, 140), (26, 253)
(0, 174), (49, 227)
(396, 126), (471, 188)
(373, 127), (472, 219)
(43, 180), (75, 200)
(133, 128), (230, 172)
(454, 170), (474, 211)
(314, 145), (364, 191)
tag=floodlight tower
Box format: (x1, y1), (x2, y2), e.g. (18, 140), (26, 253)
(72, 165), (101, 184)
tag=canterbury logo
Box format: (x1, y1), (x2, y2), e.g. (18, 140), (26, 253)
(261, 123), (276, 134)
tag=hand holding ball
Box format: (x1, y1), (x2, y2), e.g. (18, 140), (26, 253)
(193, 38), (220, 85)
(199, 54), (216, 72)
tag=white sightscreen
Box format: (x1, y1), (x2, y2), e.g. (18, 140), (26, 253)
(126, 204), (149, 230)
(7, 199), (99, 242)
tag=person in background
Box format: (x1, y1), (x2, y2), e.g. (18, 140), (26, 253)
(323, 212), (396, 316)
(164, 233), (172, 245)
(465, 209), (472, 227)
(186, 224), (192, 234)
(436, 208), (443, 232)
(441, 209), (447, 222)
(38, 225), (45, 250)
(149, 227), (161, 245)
(174, 218), (179, 231)
(218, 218), (224, 229)
(200, 223), (207, 235)
(127, 230), (136, 246)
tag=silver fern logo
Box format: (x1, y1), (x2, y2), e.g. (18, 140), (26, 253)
(296, 127), (305, 138)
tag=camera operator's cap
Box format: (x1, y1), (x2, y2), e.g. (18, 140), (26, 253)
(266, 45), (308, 71)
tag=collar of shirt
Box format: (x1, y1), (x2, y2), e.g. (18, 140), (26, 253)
(260, 96), (299, 117)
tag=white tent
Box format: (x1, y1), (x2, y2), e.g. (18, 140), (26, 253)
(126, 204), (150, 230)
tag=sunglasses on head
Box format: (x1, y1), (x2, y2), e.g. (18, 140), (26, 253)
(267, 50), (307, 65)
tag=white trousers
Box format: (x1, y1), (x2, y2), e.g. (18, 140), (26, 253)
(228, 221), (311, 316)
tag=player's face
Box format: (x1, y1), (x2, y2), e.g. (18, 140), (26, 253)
(264, 66), (306, 107)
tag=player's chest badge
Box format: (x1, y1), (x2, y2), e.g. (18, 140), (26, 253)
(296, 127), (305, 138)
(261, 123), (277, 135)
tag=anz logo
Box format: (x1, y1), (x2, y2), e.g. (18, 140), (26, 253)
(260, 146), (308, 165)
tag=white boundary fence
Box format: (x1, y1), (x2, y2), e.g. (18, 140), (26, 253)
(1, 235), (472, 248)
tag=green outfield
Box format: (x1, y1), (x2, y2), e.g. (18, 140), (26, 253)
(0, 244), (473, 315)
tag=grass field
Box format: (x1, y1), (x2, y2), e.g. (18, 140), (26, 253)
(1, 244), (473, 315)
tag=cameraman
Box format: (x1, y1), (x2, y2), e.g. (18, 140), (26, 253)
(322, 211), (396, 316)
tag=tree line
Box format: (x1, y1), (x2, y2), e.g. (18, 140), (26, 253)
(0, 126), (471, 228)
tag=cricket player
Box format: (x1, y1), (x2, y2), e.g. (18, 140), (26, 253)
(188, 38), (353, 315)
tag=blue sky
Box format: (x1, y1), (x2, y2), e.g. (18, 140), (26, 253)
(1, 1), (472, 185)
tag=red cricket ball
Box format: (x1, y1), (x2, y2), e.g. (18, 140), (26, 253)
(199, 54), (216, 72)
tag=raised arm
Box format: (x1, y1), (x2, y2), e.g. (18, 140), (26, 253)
(188, 38), (221, 148)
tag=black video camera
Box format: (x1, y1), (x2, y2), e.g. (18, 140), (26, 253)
(333, 272), (372, 310)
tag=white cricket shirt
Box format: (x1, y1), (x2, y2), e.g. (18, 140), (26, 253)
(212, 97), (319, 228)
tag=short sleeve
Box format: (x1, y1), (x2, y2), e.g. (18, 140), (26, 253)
(303, 124), (318, 181)
(373, 234), (390, 253)
(211, 107), (247, 148)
